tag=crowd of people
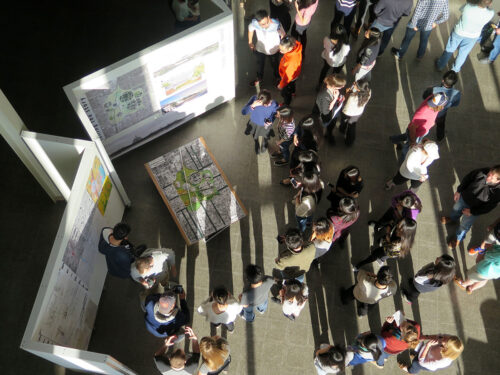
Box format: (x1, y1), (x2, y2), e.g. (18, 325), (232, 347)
(96, 1), (500, 374)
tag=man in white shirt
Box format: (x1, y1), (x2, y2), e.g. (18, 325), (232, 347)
(436, 0), (494, 72)
(248, 9), (285, 86)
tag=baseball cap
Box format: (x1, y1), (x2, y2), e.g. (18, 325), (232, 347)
(428, 93), (448, 108)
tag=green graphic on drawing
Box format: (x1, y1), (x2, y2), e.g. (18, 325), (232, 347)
(174, 166), (218, 211)
(103, 87), (144, 124)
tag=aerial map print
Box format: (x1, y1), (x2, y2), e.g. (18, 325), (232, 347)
(145, 138), (246, 245)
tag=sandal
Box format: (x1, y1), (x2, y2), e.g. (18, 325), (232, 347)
(453, 276), (467, 291)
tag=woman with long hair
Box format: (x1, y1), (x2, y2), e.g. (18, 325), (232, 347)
(291, 0), (318, 59)
(328, 197), (360, 246)
(278, 279), (309, 321)
(398, 335), (464, 373)
(402, 255), (455, 304)
(272, 106), (296, 167)
(317, 24), (351, 88)
(385, 139), (440, 192)
(347, 332), (385, 367)
(378, 314), (422, 367)
(198, 336), (231, 375)
(311, 217), (335, 259)
(339, 78), (371, 146)
(352, 27), (382, 81)
(353, 218), (417, 270)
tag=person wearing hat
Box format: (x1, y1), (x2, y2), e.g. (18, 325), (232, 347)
(385, 139), (440, 192)
(145, 290), (190, 338)
(389, 93), (448, 158)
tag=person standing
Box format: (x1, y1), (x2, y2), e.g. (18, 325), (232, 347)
(248, 9), (285, 86)
(271, 106), (296, 166)
(144, 290), (190, 338)
(98, 222), (136, 279)
(384, 139), (440, 192)
(435, 0), (494, 72)
(478, 15), (500, 64)
(389, 93), (447, 158)
(371, 0), (413, 56)
(352, 28), (382, 81)
(291, 0), (318, 59)
(278, 36), (303, 105)
(154, 326), (200, 374)
(454, 244), (500, 294)
(197, 287), (242, 333)
(341, 266), (397, 316)
(241, 89), (279, 155)
(441, 166), (500, 248)
(331, 0), (358, 37)
(421, 71), (461, 142)
(317, 24), (351, 88)
(198, 336), (231, 375)
(391, 0), (449, 60)
(270, 0), (292, 33)
(339, 79), (371, 146)
(238, 264), (274, 322)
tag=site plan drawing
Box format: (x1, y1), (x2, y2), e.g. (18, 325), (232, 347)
(145, 137), (247, 245)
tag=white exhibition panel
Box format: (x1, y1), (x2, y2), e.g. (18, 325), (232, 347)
(21, 141), (129, 373)
(64, 0), (235, 157)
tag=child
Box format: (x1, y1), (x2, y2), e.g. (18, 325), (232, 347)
(339, 79), (371, 146)
(277, 279), (308, 321)
(310, 217), (335, 259)
(379, 313), (422, 366)
(197, 286), (242, 333)
(402, 255), (455, 304)
(352, 28), (382, 81)
(271, 106), (296, 166)
(368, 190), (422, 232)
(314, 73), (346, 144)
(347, 332), (386, 367)
(274, 228), (316, 282)
(278, 36), (303, 105)
(341, 266), (397, 316)
(241, 89), (279, 155)
(238, 265), (274, 322)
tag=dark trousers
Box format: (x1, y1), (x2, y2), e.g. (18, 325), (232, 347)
(279, 139), (293, 162)
(354, 0), (369, 31)
(436, 113), (447, 141)
(392, 171), (422, 190)
(291, 23), (308, 58)
(281, 81), (296, 105)
(318, 60), (344, 85)
(379, 20), (400, 56)
(270, 0), (291, 32)
(355, 246), (387, 269)
(255, 51), (279, 81)
(402, 277), (421, 303)
(331, 8), (356, 36)
(341, 285), (374, 316)
(339, 113), (361, 146)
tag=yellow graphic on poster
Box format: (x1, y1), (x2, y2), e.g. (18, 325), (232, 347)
(97, 176), (113, 215)
(86, 157), (106, 202)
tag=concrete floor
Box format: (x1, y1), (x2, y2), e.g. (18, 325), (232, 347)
(2, 1), (500, 374)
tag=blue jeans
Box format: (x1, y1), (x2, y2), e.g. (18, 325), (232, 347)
(437, 31), (479, 72)
(377, 350), (391, 366)
(398, 26), (432, 58)
(489, 33), (500, 61)
(241, 299), (269, 322)
(372, 19), (400, 55)
(279, 139), (293, 162)
(407, 358), (428, 374)
(296, 215), (313, 233)
(389, 129), (427, 159)
(450, 196), (477, 241)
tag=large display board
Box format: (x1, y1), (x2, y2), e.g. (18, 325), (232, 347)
(64, 0), (234, 157)
(21, 141), (130, 373)
(145, 137), (247, 245)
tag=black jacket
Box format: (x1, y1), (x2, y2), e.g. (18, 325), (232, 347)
(457, 168), (500, 216)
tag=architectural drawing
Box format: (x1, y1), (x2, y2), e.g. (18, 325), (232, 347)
(145, 138), (246, 244)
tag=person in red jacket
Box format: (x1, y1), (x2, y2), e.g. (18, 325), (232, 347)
(376, 313), (422, 367)
(277, 36), (303, 105)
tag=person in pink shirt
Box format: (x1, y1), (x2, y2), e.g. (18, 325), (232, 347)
(389, 93), (447, 158)
(291, 0), (318, 59)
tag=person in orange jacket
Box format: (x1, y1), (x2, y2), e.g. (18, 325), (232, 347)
(278, 36), (303, 105)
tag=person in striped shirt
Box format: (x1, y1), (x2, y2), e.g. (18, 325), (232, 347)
(331, 0), (358, 37)
(391, 0), (449, 60)
(271, 106), (297, 166)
